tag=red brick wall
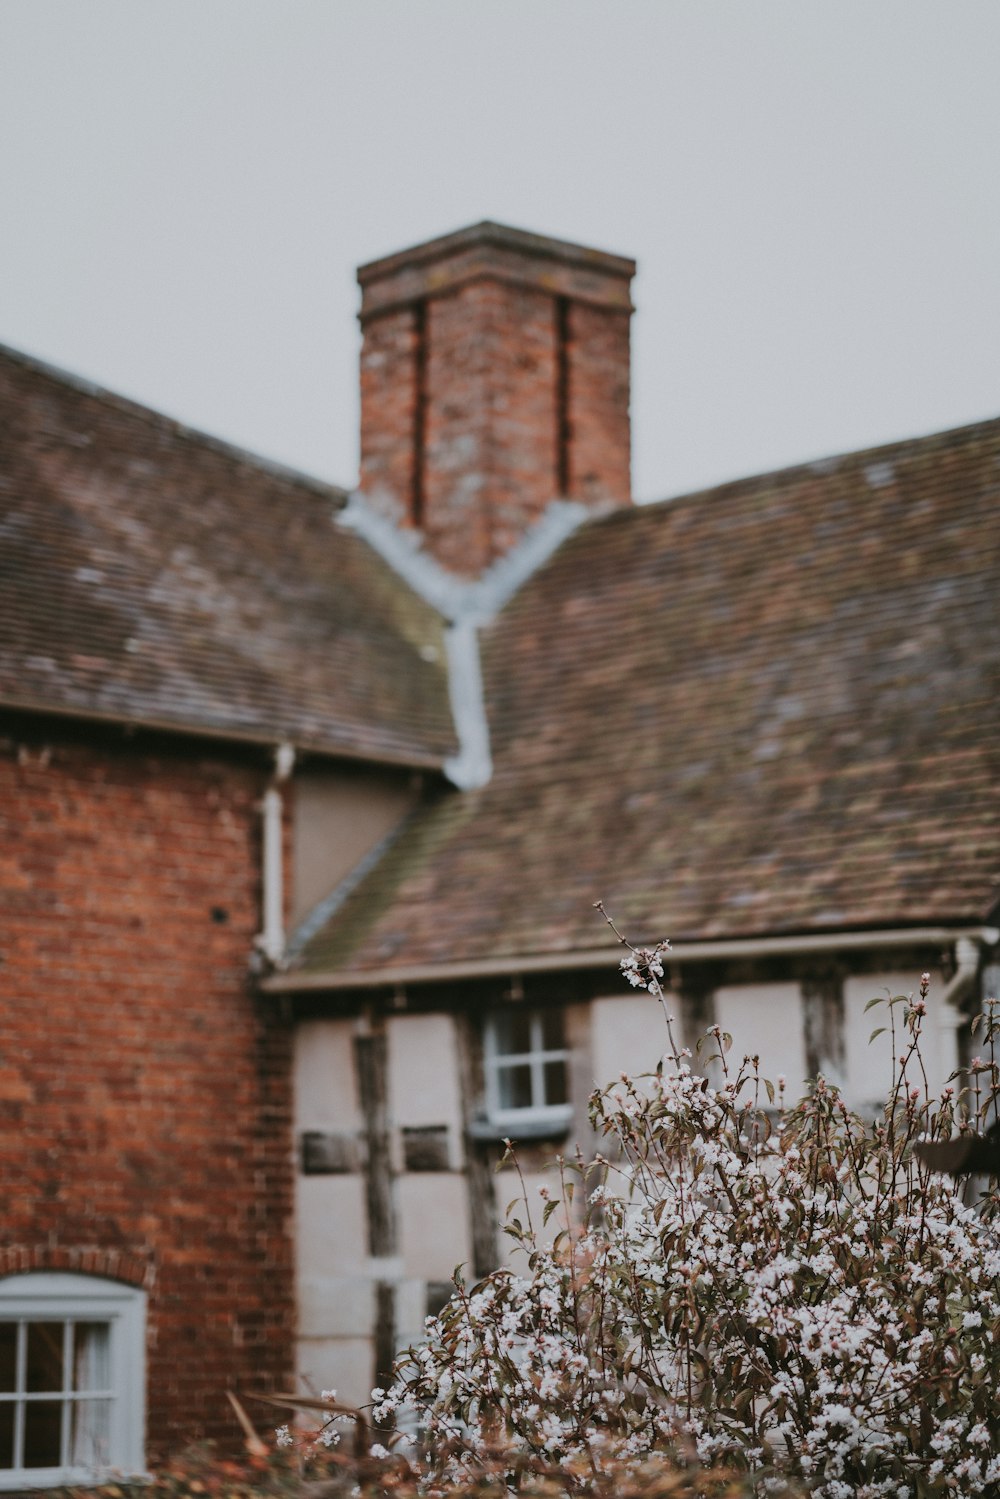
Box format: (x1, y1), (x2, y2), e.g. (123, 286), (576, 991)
(566, 301), (631, 506)
(422, 280), (561, 575)
(0, 722), (293, 1464)
(359, 302), (420, 523)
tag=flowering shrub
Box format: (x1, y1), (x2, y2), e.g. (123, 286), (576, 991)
(376, 937), (1000, 1498)
(60, 1446), (308, 1499)
(61, 1441), (762, 1499)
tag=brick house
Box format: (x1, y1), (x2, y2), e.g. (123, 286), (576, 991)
(1, 222), (998, 1484)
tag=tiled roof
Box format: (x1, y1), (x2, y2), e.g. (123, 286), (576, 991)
(0, 346), (456, 766)
(294, 417), (1000, 976)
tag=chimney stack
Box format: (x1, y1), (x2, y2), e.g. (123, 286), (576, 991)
(357, 222), (635, 577)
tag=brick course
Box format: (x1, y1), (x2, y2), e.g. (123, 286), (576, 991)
(0, 722), (293, 1463)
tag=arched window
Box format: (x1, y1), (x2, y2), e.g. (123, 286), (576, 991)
(0, 1273), (145, 1488)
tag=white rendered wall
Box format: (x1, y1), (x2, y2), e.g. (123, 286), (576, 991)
(291, 961), (958, 1406)
(294, 1019), (372, 1407)
(589, 992), (675, 1085)
(713, 983), (808, 1094)
(387, 1011), (464, 1158)
(713, 969), (950, 1111)
(295, 1018), (363, 1132)
(845, 969), (954, 1110)
(388, 1013), (471, 1345)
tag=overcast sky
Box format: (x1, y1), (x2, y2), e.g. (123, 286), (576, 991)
(2, 1), (998, 503)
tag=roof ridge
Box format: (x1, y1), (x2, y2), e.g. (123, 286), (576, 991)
(600, 408), (1000, 533)
(0, 340), (350, 502)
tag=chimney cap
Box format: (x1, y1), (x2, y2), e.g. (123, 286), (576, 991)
(358, 220), (636, 284)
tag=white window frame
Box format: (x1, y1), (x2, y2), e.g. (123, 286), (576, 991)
(0, 1273), (145, 1490)
(483, 1008), (572, 1132)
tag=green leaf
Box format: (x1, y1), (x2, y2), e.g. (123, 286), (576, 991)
(869, 1026), (887, 1044)
(864, 995), (884, 1013)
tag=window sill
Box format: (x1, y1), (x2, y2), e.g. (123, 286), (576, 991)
(0, 1467), (150, 1491)
(467, 1110), (572, 1144)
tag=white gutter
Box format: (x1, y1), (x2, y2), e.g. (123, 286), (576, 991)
(261, 922), (1000, 993)
(337, 494), (587, 790)
(256, 742), (295, 966)
(0, 693), (446, 771)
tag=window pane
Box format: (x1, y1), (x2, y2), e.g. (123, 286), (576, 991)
(73, 1324), (111, 1393)
(493, 1010), (531, 1056)
(23, 1399), (62, 1468)
(26, 1322), (63, 1393)
(71, 1399), (111, 1468)
(0, 1402), (13, 1469)
(540, 1009), (565, 1051)
(497, 1064), (532, 1111)
(0, 1324), (16, 1392)
(543, 1059), (568, 1106)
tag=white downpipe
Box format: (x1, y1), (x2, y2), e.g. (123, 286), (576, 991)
(338, 494), (587, 791)
(936, 936), (982, 1079)
(443, 618), (492, 789)
(257, 744), (295, 966)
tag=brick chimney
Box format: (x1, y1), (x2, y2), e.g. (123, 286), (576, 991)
(357, 222), (635, 577)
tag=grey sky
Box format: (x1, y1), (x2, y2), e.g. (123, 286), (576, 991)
(1, 1), (998, 503)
